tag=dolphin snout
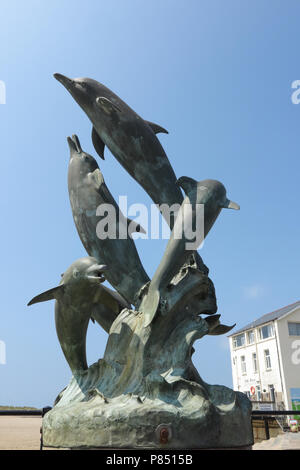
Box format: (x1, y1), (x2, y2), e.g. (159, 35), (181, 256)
(95, 264), (108, 272)
(67, 135), (82, 154)
(54, 73), (74, 89)
(67, 136), (78, 154)
(86, 264), (108, 283)
(223, 199), (240, 210)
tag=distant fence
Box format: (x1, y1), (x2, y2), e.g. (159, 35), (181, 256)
(252, 410), (299, 440)
(0, 407), (51, 416)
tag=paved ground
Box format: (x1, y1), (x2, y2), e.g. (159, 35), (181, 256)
(1, 416), (300, 450)
(0, 416), (42, 450)
(253, 432), (300, 450)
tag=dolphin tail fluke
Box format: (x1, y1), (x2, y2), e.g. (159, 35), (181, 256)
(204, 314), (235, 336)
(27, 285), (64, 306)
(205, 314), (221, 330)
(208, 323), (236, 336)
(143, 288), (161, 328)
(92, 127), (105, 160)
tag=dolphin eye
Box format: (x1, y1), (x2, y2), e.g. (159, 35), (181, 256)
(73, 269), (80, 279)
(75, 82), (86, 90)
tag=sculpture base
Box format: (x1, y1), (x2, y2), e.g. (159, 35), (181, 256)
(42, 388), (253, 449)
(42, 308), (253, 449)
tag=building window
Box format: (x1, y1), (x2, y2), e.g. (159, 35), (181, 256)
(241, 355), (246, 374)
(259, 323), (274, 340)
(233, 333), (245, 349)
(264, 349), (272, 370)
(288, 322), (300, 336)
(247, 330), (255, 344)
(252, 353), (258, 373)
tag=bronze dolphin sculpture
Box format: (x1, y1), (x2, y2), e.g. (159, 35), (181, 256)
(67, 134), (149, 305)
(141, 178), (240, 326)
(54, 74), (183, 229)
(53, 74), (208, 274)
(27, 257), (130, 373)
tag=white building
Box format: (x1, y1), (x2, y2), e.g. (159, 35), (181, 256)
(228, 301), (300, 413)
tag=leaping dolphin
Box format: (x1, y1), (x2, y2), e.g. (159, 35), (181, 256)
(67, 134), (149, 305)
(28, 258), (105, 372)
(141, 178), (240, 326)
(28, 257), (130, 373)
(53, 74), (208, 273)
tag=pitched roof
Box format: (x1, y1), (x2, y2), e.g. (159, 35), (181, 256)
(228, 300), (300, 336)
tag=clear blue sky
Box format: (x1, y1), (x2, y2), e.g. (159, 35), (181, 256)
(0, 0), (299, 407)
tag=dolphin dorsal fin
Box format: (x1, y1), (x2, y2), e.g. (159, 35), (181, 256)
(27, 285), (64, 306)
(176, 176), (196, 195)
(92, 127), (105, 160)
(146, 121), (168, 135)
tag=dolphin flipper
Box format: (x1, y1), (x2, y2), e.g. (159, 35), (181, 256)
(96, 284), (131, 313)
(92, 127), (105, 160)
(89, 168), (107, 195)
(91, 304), (117, 334)
(91, 285), (130, 333)
(27, 285), (64, 306)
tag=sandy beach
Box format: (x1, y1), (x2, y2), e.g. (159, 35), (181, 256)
(0, 416), (42, 450)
